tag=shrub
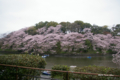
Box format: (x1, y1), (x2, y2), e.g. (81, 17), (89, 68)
(72, 65), (120, 80)
(74, 65), (120, 74)
(0, 54), (46, 68)
(51, 65), (120, 80)
(0, 54), (46, 80)
(51, 65), (70, 79)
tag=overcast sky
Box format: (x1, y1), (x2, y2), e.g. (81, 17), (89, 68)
(0, 0), (120, 34)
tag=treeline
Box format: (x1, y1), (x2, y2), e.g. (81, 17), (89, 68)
(25, 21), (58, 35)
(25, 20), (120, 35)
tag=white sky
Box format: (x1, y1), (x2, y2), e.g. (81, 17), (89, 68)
(0, 0), (120, 34)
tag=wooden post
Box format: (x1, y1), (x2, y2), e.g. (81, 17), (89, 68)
(66, 71), (69, 80)
(16, 67), (18, 80)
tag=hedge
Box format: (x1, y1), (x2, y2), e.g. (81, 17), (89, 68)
(72, 65), (120, 80)
(51, 65), (70, 79)
(0, 54), (46, 80)
(51, 65), (120, 80)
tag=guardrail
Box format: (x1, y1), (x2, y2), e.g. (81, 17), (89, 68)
(0, 64), (120, 80)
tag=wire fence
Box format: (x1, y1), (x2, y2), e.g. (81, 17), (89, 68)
(0, 64), (120, 80)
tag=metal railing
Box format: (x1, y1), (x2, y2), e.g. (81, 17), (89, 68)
(0, 64), (120, 80)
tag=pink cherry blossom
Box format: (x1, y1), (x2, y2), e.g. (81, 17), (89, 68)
(0, 26), (120, 66)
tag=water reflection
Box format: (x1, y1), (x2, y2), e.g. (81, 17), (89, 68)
(45, 56), (118, 69)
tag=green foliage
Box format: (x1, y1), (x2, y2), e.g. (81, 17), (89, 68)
(35, 21), (48, 29)
(112, 24), (120, 36)
(0, 54), (46, 67)
(61, 26), (66, 33)
(0, 48), (2, 51)
(60, 21), (93, 33)
(60, 51), (67, 54)
(110, 44), (116, 46)
(96, 47), (102, 53)
(56, 41), (62, 54)
(74, 20), (84, 27)
(72, 65), (120, 80)
(69, 23), (80, 32)
(84, 39), (93, 52)
(103, 25), (108, 28)
(51, 65), (120, 80)
(74, 65), (120, 74)
(60, 22), (67, 27)
(115, 24), (120, 31)
(23, 20), (112, 35)
(106, 49), (116, 54)
(83, 23), (92, 28)
(91, 25), (111, 35)
(46, 21), (58, 28)
(51, 65), (70, 79)
(60, 22), (71, 27)
(85, 39), (91, 46)
(44, 50), (51, 54)
(25, 26), (38, 35)
(0, 54), (46, 80)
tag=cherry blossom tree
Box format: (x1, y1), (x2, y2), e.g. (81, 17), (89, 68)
(0, 25), (120, 64)
(111, 37), (120, 67)
(112, 51), (120, 67)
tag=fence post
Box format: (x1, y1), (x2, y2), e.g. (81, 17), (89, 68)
(66, 71), (69, 80)
(16, 67), (18, 80)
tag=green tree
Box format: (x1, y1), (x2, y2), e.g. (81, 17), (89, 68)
(35, 21), (48, 29)
(91, 25), (99, 34)
(114, 24), (120, 35)
(25, 26), (37, 35)
(46, 21), (58, 28)
(115, 24), (120, 29)
(56, 41), (62, 54)
(60, 22), (67, 27)
(83, 23), (92, 28)
(74, 20), (85, 32)
(61, 26), (66, 33)
(103, 25), (108, 28)
(60, 22), (71, 33)
(60, 22), (67, 33)
(102, 25), (111, 35)
(85, 39), (92, 49)
(74, 20), (84, 26)
(74, 20), (84, 28)
(91, 24), (111, 34)
(69, 23), (80, 32)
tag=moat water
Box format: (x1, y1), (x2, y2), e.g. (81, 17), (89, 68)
(45, 56), (119, 69)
